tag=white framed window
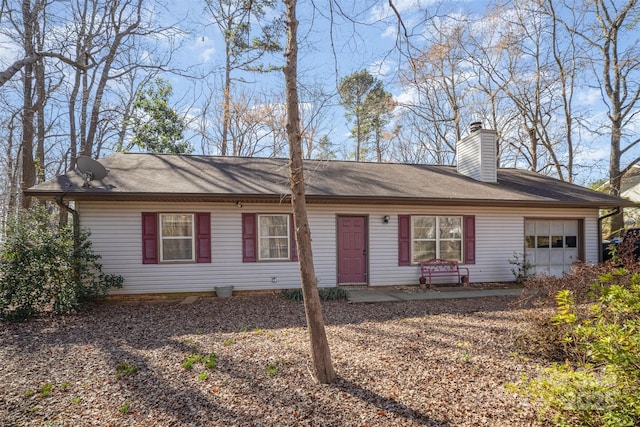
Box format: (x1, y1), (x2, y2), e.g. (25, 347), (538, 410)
(411, 216), (462, 263)
(258, 214), (290, 260)
(159, 213), (195, 262)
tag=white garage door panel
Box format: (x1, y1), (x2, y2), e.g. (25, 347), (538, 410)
(525, 219), (580, 276)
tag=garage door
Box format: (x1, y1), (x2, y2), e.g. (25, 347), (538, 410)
(524, 219), (581, 276)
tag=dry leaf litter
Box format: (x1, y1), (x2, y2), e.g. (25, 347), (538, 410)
(1, 293), (545, 426)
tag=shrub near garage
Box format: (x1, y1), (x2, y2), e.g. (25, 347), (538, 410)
(514, 270), (640, 426)
(0, 205), (123, 321)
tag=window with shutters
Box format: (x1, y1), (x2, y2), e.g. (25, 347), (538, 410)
(242, 213), (297, 263)
(142, 212), (210, 264)
(412, 216), (463, 263)
(160, 213), (195, 262)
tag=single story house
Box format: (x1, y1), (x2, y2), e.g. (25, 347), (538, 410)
(26, 128), (635, 295)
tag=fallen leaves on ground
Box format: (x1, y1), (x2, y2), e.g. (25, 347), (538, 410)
(0, 293), (545, 426)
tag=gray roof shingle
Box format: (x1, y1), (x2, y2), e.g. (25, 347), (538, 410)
(26, 152), (634, 208)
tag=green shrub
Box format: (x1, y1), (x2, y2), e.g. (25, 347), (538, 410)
(281, 287), (347, 301)
(514, 270), (640, 426)
(0, 205), (123, 321)
(281, 289), (304, 301)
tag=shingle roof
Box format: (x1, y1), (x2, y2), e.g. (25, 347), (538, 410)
(25, 152), (634, 208)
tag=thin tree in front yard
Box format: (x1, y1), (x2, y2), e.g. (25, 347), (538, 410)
(282, 0), (336, 385)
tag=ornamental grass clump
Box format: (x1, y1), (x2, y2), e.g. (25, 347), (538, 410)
(0, 205), (123, 321)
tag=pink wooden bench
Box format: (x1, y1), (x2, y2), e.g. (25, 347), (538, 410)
(419, 259), (469, 289)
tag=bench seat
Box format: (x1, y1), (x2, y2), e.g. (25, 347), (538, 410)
(419, 259), (469, 289)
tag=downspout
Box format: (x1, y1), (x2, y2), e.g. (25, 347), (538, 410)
(597, 207), (621, 263)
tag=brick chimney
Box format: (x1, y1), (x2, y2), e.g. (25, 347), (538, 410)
(456, 122), (498, 183)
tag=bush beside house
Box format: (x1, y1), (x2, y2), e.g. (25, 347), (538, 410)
(0, 206), (123, 321)
(514, 243), (640, 426)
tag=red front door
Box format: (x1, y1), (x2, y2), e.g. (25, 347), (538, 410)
(337, 216), (367, 284)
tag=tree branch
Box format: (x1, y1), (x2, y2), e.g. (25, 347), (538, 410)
(0, 51), (90, 87)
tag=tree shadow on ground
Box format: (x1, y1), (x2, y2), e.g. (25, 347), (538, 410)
(333, 376), (447, 426)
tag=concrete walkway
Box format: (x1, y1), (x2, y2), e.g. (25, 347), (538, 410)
(346, 287), (522, 303)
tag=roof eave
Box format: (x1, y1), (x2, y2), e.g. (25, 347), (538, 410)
(26, 190), (635, 209)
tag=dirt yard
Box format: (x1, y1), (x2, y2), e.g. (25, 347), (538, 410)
(0, 293), (545, 426)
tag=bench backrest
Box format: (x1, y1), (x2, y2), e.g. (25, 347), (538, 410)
(421, 259), (460, 272)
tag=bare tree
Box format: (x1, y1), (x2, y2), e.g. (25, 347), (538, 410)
(19, 0), (38, 208)
(228, 91), (270, 156)
(298, 83), (336, 159)
(461, 1), (575, 179)
(559, 0), (640, 235)
(283, 0), (335, 385)
(205, 0), (282, 156)
(255, 94), (288, 158)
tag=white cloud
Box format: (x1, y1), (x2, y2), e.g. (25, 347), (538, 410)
(380, 24), (398, 40)
(394, 86), (420, 108)
(369, 60), (393, 77)
(577, 88), (602, 106)
(0, 32), (21, 67)
(370, 0), (443, 21)
(188, 35), (216, 63)
(576, 143), (609, 163)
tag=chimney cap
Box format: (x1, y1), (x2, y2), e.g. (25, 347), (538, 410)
(470, 121), (482, 132)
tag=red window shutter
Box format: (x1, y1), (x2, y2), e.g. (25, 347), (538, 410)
(196, 213), (211, 263)
(141, 212), (158, 264)
(463, 215), (476, 264)
(242, 213), (257, 262)
(398, 214), (411, 266)
(290, 213), (298, 262)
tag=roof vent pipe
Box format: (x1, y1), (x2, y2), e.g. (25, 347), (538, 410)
(470, 121), (482, 133)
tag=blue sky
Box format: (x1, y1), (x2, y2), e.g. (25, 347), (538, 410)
(0, 0), (624, 185)
(159, 0), (615, 183)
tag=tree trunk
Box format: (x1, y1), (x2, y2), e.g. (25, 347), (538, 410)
(20, 0), (36, 208)
(609, 117), (624, 236)
(34, 16), (46, 184)
(222, 36), (231, 156)
(282, 0), (336, 385)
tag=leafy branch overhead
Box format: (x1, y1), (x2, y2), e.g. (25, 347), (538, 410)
(129, 78), (191, 154)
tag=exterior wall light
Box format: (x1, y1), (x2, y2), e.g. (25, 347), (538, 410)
(383, 215), (390, 224)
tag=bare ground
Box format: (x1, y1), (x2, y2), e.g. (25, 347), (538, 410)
(0, 293), (546, 426)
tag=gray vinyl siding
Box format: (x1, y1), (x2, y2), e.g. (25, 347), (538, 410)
(78, 201), (600, 294)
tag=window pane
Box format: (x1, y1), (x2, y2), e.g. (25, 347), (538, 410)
(551, 236), (563, 248)
(258, 215), (289, 260)
(412, 241), (436, 263)
(413, 216), (435, 239)
(440, 217), (462, 239)
(162, 238), (193, 261)
(537, 236), (550, 248)
(440, 240), (462, 261)
(160, 214), (194, 262)
(525, 236), (535, 248)
(565, 236), (577, 248)
(260, 237), (289, 259)
(162, 214), (193, 237)
(260, 215), (288, 237)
